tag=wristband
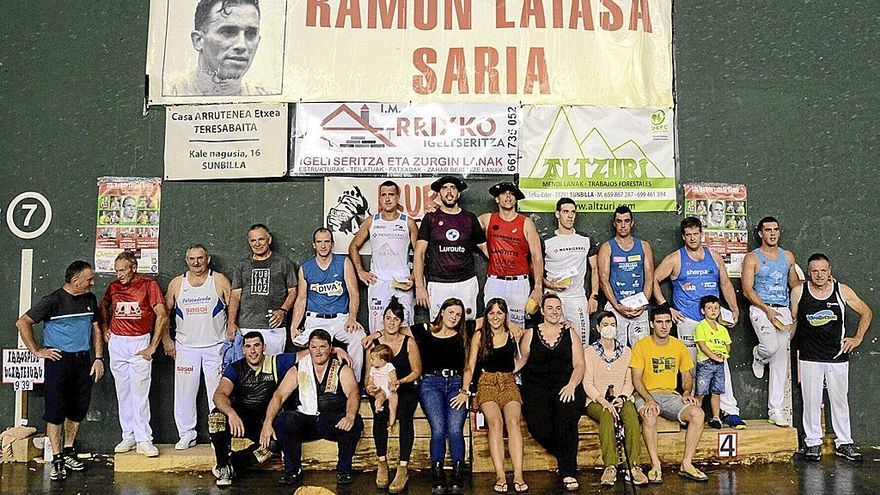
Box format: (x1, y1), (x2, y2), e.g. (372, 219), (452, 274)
(94, 357), (104, 361)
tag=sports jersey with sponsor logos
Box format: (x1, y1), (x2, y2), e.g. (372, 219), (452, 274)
(486, 213), (530, 276)
(608, 237), (646, 302)
(543, 231), (597, 297)
(223, 353), (297, 414)
(303, 254), (349, 315)
(418, 209), (486, 283)
(103, 276), (164, 336)
(27, 288), (98, 353)
(796, 282), (847, 363)
(174, 270), (226, 347)
(753, 248), (791, 306)
(369, 212), (411, 281)
(672, 247), (719, 321)
(231, 253), (298, 329)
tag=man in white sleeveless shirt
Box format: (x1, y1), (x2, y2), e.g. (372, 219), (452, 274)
(164, 244), (231, 450)
(349, 181), (419, 334)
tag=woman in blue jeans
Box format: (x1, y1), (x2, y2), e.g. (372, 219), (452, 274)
(367, 297), (469, 494)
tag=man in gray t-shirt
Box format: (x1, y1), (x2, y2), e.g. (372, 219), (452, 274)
(228, 224), (298, 355)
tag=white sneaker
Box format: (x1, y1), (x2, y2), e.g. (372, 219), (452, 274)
(768, 413), (790, 427)
(175, 433), (197, 450)
(751, 346), (765, 379)
(114, 438), (137, 453)
(136, 441), (159, 457)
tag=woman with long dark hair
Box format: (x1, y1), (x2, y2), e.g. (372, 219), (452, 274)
(518, 293), (585, 492)
(362, 297), (470, 495)
(363, 297), (422, 493)
(459, 298), (527, 493)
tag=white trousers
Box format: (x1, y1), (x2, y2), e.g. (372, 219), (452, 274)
(174, 342), (223, 440)
(677, 317), (740, 416)
(368, 280), (414, 334)
(560, 295), (590, 346)
(605, 301), (650, 347)
(301, 313), (366, 381)
(241, 328), (286, 356)
(484, 275), (530, 327)
(109, 334), (153, 443)
(799, 360), (852, 447)
(428, 276), (479, 321)
(750, 306), (791, 417)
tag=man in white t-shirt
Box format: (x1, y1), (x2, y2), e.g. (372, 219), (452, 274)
(542, 197), (599, 344)
(349, 181), (419, 334)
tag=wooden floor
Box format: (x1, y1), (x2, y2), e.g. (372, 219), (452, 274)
(115, 401), (797, 473)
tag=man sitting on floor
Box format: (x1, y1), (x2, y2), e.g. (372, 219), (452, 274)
(262, 329), (363, 487)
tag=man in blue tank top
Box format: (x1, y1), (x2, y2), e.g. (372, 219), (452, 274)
(790, 253), (872, 462)
(653, 217), (745, 429)
(598, 205), (655, 346)
(741, 217), (799, 427)
(291, 228), (366, 380)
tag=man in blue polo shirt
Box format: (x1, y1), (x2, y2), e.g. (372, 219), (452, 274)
(16, 261), (105, 482)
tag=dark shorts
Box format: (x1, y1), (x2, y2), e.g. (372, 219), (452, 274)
(695, 359), (726, 396)
(43, 352), (93, 424)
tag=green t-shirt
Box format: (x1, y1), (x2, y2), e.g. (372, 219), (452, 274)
(694, 319), (731, 362)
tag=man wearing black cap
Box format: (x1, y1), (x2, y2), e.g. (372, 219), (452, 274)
(477, 181), (543, 326)
(413, 176), (487, 320)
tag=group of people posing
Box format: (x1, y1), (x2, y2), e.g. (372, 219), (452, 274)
(16, 176), (873, 493)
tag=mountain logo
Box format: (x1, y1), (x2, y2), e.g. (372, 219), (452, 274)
(525, 107), (666, 180)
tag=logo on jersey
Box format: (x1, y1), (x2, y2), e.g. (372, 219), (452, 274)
(311, 281), (344, 297)
(114, 301), (142, 319)
(806, 310), (838, 327)
(251, 269), (270, 295)
(445, 229), (460, 241)
(651, 357), (677, 373)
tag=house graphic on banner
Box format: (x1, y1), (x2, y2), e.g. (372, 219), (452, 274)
(320, 104), (396, 149)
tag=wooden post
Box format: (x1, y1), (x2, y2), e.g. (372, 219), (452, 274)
(15, 249), (34, 426)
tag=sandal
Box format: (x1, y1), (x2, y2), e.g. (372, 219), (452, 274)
(493, 481), (508, 493)
(678, 464), (708, 482)
(562, 477), (579, 491)
(513, 481), (529, 493)
(648, 468), (663, 484)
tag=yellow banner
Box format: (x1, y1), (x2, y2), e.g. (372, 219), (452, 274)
(146, 0), (672, 106)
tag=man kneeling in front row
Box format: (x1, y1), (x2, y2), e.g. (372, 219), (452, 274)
(262, 329), (363, 487)
(209, 331), (295, 486)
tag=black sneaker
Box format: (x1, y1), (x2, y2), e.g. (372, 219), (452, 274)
(836, 444), (863, 462)
(279, 470), (303, 486)
(804, 445), (821, 461)
(63, 448), (85, 471)
(337, 471), (353, 484)
(50, 460), (68, 481)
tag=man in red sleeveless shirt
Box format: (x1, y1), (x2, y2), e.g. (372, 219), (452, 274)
(477, 182), (544, 326)
(100, 252), (168, 457)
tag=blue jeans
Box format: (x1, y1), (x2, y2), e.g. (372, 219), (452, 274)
(419, 374), (468, 463)
(696, 359), (726, 396)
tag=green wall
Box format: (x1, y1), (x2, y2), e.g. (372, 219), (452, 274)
(0, 2), (876, 451)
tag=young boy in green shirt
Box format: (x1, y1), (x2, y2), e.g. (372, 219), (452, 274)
(694, 295), (732, 429)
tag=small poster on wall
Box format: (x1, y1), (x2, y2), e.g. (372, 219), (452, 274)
(95, 177), (162, 274)
(683, 183), (748, 277)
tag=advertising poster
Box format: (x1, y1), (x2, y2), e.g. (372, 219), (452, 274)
(683, 183), (748, 277)
(518, 106), (676, 213)
(95, 177), (162, 274)
(292, 103), (519, 176)
(146, 0), (672, 106)
(323, 177), (437, 255)
(164, 103), (288, 180)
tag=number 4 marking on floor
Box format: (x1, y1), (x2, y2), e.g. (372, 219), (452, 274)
(718, 432), (738, 458)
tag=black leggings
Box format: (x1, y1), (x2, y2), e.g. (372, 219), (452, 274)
(372, 387), (419, 462)
(521, 385), (584, 478)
